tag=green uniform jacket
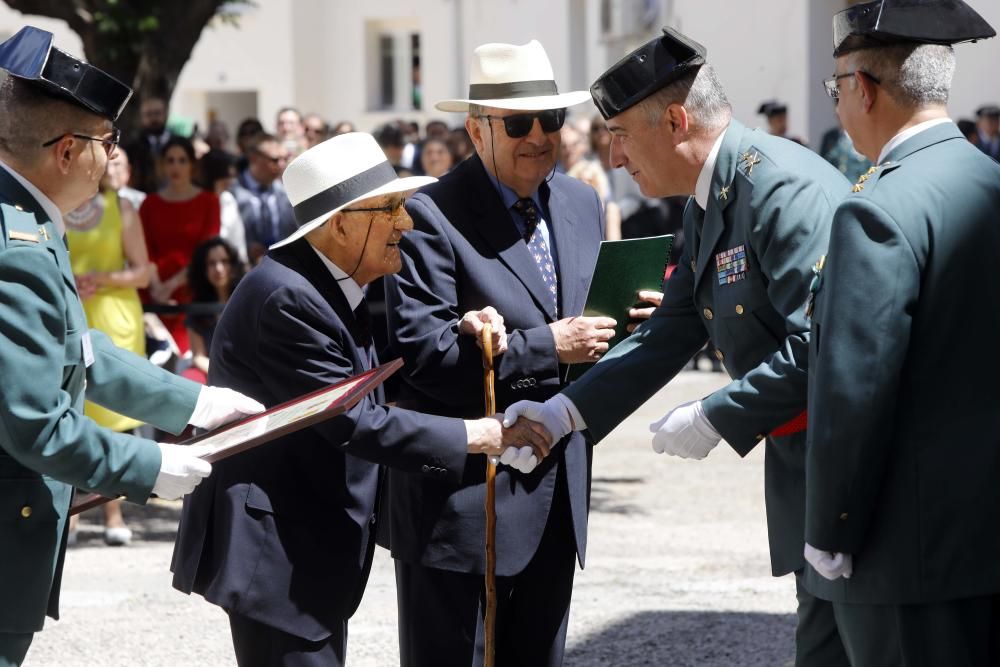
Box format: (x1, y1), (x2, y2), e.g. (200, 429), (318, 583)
(0, 167), (200, 633)
(805, 122), (1000, 604)
(564, 119), (849, 579)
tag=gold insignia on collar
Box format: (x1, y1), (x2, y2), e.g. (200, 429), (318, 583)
(852, 165), (881, 193)
(742, 152), (761, 176)
(8, 230), (38, 243)
(718, 184), (731, 201)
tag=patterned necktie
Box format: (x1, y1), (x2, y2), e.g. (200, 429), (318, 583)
(512, 197), (558, 316)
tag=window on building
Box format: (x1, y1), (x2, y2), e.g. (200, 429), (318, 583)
(366, 20), (421, 112)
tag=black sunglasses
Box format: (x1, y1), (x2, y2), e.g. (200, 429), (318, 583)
(41, 127), (122, 156)
(478, 109), (566, 138)
(254, 149), (289, 165)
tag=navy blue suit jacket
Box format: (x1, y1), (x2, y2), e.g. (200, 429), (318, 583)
(171, 238), (468, 642)
(382, 155), (603, 576)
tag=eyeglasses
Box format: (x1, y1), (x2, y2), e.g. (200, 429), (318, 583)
(342, 198), (406, 216)
(477, 109), (566, 138)
(41, 127), (121, 156)
(823, 70), (881, 99)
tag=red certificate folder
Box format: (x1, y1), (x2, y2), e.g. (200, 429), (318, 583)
(69, 358), (403, 516)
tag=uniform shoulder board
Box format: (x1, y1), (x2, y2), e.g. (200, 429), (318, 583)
(0, 201), (43, 249)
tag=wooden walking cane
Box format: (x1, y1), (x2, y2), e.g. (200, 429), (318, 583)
(481, 324), (498, 667)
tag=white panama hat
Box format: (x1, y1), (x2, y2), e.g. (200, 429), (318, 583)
(435, 40), (592, 113)
(270, 132), (436, 250)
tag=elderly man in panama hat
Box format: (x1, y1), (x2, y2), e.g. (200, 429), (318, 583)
(381, 39), (611, 666)
(171, 132), (551, 667)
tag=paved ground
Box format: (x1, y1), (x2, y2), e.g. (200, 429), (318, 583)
(27, 371), (798, 666)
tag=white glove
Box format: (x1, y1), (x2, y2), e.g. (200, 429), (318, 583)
(804, 543), (853, 581)
(189, 386), (265, 431)
(498, 446), (539, 474)
(503, 395), (577, 444)
(152, 443), (213, 500)
(649, 400), (722, 459)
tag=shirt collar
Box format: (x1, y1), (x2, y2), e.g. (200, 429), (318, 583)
(241, 168), (271, 194)
(0, 158), (65, 235)
(309, 244), (365, 310)
(492, 172), (544, 213)
(877, 118), (953, 165)
(694, 125), (729, 210)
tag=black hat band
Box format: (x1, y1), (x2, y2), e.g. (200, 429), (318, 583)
(468, 79), (558, 100)
(292, 160), (398, 225)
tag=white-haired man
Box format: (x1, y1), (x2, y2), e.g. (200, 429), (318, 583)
(804, 1), (1000, 662)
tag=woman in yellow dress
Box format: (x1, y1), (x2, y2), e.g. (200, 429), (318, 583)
(65, 156), (153, 546)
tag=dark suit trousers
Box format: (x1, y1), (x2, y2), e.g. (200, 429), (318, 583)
(0, 633), (32, 667)
(395, 470), (577, 667)
(794, 575), (849, 666)
(833, 593), (1000, 667)
(228, 612), (347, 667)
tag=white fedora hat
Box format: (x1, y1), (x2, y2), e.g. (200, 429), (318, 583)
(436, 40), (591, 113)
(270, 132), (435, 250)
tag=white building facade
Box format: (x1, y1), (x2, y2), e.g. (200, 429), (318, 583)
(1, 0), (997, 149)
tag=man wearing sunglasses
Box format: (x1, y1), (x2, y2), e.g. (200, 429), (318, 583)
(0, 27), (264, 665)
(232, 132), (297, 264)
(505, 28), (855, 665)
(382, 40), (609, 665)
(804, 1), (1000, 662)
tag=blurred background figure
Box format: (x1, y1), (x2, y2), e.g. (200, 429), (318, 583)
(419, 136), (454, 177)
(231, 132), (296, 264)
(234, 117), (265, 170)
(64, 165), (155, 546)
(958, 118), (980, 145)
(975, 104), (1000, 160)
(331, 120), (356, 136)
(275, 106), (306, 157)
(183, 237), (245, 384)
(303, 112), (330, 148)
(561, 115), (618, 238)
(757, 100), (805, 145)
(205, 119), (232, 153)
(446, 125), (475, 162)
(125, 94), (174, 193)
(374, 122), (411, 176)
(198, 149), (249, 265)
(818, 117), (872, 183)
(141, 136), (221, 353)
(105, 147), (146, 211)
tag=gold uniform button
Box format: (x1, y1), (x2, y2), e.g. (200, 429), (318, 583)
(735, 304), (745, 315)
(714, 349), (724, 361)
(839, 512), (849, 520)
(703, 308), (714, 320)
(20, 505), (32, 519)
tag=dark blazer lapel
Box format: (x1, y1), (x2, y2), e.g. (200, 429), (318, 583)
(461, 156), (558, 321)
(545, 181), (586, 318)
(275, 238), (369, 348)
(694, 120), (744, 290)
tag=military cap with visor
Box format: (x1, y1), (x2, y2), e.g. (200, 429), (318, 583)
(590, 27), (707, 120)
(0, 26), (133, 121)
(832, 0), (995, 57)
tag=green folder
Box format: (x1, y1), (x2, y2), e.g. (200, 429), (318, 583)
(566, 234), (674, 381)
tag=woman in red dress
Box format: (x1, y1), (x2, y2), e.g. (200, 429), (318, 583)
(141, 136), (221, 353)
